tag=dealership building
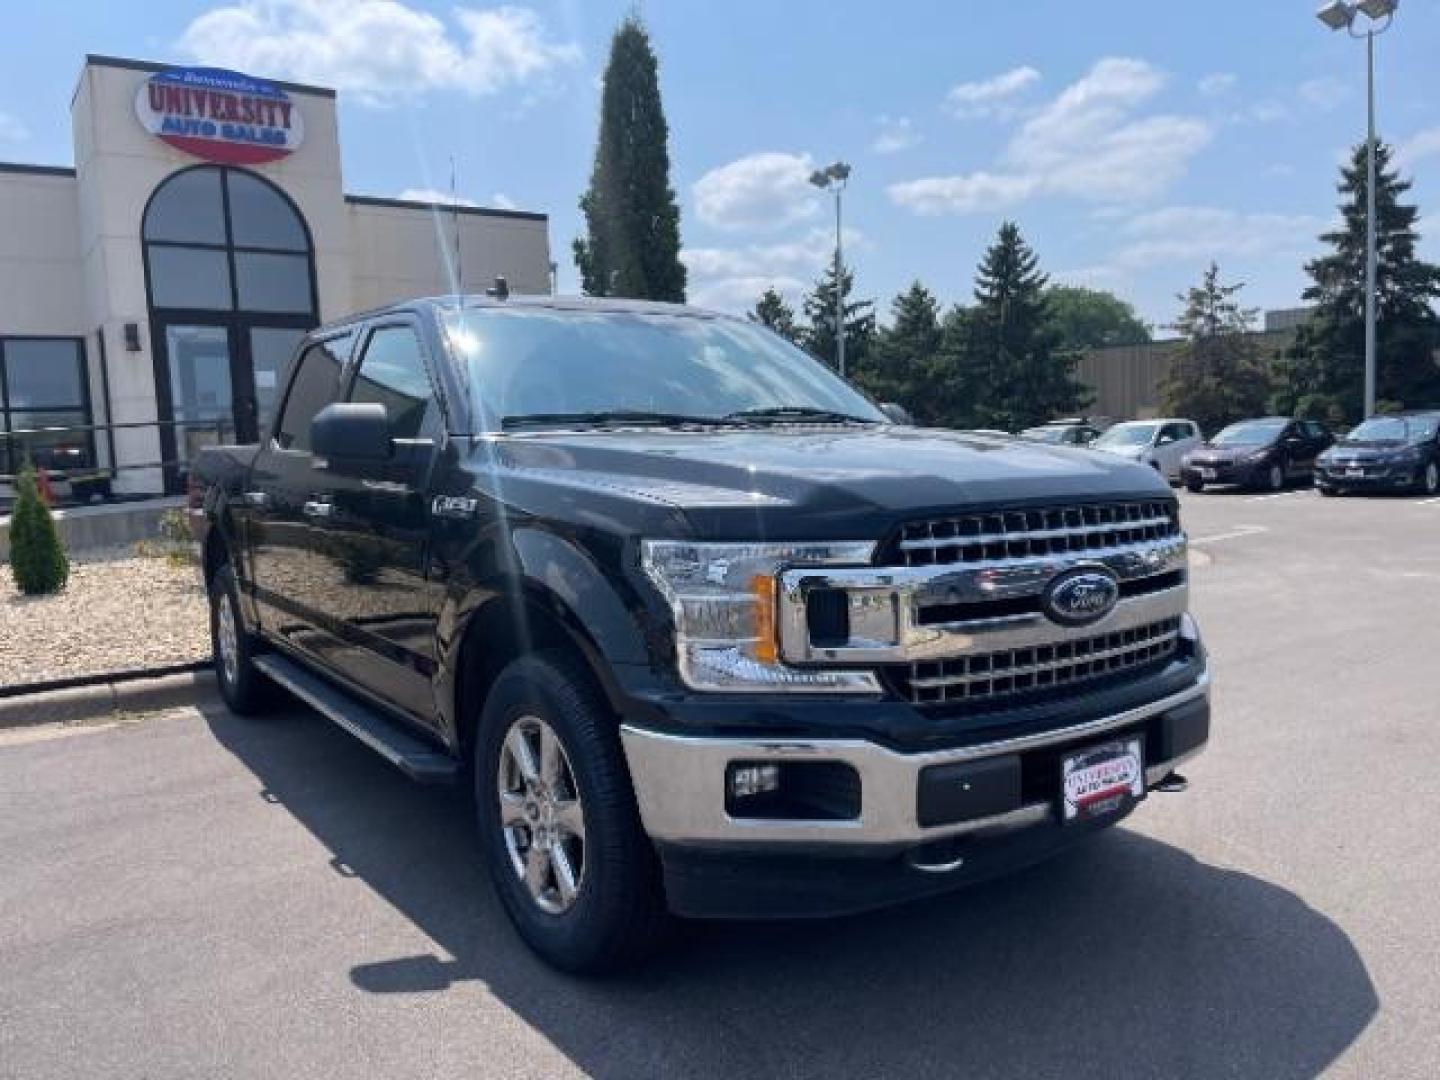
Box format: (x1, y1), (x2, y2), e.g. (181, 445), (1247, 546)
(0, 55), (552, 498)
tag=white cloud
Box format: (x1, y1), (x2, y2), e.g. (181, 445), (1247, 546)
(1298, 75), (1349, 111)
(682, 227), (861, 312)
(0, 111), (27, 141)
(178, 1), (580, 106)
(692, 152), (820, 231)
(871, 115), (920, 155)
(396, 187), (479, 207)
(1197, 72), (1237, 97)
(489, 191), (518, 210)
(945, 66), (1040, 118)
(890, 57), (1211, 215)
(1396, 127), (1440, 171)
(1110, 206), (1321, 269)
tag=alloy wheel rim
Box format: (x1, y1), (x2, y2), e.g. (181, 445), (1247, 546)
(216, 592), (239, 687)
(497, 715), (586, 915)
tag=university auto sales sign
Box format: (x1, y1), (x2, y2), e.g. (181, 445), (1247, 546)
(135, 66), (304, 166)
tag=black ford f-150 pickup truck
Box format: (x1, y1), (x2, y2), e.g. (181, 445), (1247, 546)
(193, 292), (1209, 972)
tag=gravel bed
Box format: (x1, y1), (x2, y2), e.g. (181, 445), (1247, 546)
(0, 549), (210, 690)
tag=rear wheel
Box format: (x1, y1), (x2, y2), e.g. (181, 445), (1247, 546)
(207, 562), (274, 715)
(475, 651), (666, 973)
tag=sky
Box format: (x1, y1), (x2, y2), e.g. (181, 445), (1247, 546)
(2, 0), (1439, 332)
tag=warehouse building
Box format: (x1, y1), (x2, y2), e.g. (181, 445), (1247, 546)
(0, 55), (551, 498)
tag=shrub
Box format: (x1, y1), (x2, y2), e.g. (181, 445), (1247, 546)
(8, 462), (69, 595)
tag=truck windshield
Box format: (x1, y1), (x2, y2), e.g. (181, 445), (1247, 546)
(441, 306), (885, 432)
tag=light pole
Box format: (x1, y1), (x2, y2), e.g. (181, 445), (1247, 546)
(809, 161), (852, 377)
(1316, 0), (1398, 418)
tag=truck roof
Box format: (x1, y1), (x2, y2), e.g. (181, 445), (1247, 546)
(326, 292), (728, 331)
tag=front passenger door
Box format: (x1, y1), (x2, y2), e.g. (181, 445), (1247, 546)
(307, 321), (445, 721)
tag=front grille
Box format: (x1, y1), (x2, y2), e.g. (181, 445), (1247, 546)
(892, 500), (1179, 567)
(890, 617), (1182, 706)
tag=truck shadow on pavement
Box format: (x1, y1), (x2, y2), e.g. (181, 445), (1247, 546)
(207, 706), (1377, 1080)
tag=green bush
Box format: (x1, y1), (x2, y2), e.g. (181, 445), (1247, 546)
(8, 462), (69, 595)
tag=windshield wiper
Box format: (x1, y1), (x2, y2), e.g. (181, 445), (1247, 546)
(500, 410), (726, 431)
(721, 406), (877, 425)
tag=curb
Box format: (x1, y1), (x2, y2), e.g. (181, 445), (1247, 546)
(0, 667), (219, 730)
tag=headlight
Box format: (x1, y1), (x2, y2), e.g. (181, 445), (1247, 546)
(641, 540), (881, 693)
(1385, 448), (1421, 464)
(1242, 450), (1271, 464)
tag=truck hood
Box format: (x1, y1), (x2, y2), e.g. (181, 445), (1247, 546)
(483, 426), (1172, 541)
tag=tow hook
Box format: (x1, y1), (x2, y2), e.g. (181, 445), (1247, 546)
(1154, 771), (1189, 793)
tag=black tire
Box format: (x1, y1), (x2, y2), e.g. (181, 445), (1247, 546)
(1416, 460), (1439, 497)
(474, 650), (666, 973)
(1318, 484), (1339, 497)
(207, 561), (274, 715)
(1185, 480), (1204, 493)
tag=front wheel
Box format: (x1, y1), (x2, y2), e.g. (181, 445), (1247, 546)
(1416, 461), (1439, 496)
(1185, 480), (1205, 493)
(475, 651), (665, 973)
(1318, 484), (1338, 497)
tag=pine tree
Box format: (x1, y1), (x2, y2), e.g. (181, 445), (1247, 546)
(856, 282), (943, 421)
(1158, 263), (1272, 437)
(749, 287), (800, 343)
(8, 461), (68, 595)
(1272, 142), (1440, 422)
(801, 262), (875, 374)
(573, 16), (687, 301)
(962, 222), (1087, 430)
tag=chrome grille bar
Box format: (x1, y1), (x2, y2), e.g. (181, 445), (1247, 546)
(897, 618), (1182, 705)
(895, 500), (1179, 567)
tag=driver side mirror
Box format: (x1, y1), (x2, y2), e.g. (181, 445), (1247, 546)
(879, 402), (914, 426)
(311, 402), (392, 464)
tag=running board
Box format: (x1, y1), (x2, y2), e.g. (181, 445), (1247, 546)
(253, 654), (459, 784)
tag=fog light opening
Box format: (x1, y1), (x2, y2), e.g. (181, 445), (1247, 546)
(729, 763), (780, 800)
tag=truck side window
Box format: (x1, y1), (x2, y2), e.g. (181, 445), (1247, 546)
(348, 325), (439, 440)
(274, 334), (349, 452)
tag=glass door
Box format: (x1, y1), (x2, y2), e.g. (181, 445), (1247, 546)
(159, 322), (235, 477)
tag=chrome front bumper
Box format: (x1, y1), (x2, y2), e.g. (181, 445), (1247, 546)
(620, 669), (1209, 849)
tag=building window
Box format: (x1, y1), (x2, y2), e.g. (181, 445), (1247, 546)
(0, 338), (94, 476)
(143, 165), (313, 314)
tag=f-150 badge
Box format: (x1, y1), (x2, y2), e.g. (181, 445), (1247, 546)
(432, 495), (479, 518)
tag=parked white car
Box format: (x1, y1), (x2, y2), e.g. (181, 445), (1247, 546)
(1090, 419), (1202, 481)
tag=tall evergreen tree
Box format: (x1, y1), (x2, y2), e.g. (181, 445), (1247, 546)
(962, 222), (1087, 430)
(856, 282), (943, 421)
(748, 287), (800, 343)
(801, 263), (875, 374)
(573, 16), (687, 301)
(1272, 142), (1440, 422)
(1158, 263), (1272, 437)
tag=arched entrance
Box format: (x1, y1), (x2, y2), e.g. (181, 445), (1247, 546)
(143, 164), (318, 488)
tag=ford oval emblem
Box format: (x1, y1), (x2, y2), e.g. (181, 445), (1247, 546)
(1042, 567), (1120, 628)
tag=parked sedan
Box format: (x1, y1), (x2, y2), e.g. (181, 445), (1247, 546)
(1315, 411), (1440, 497)
(1090, 419), (1201, 481)
(1180, 417), (1332, 492)
(1019, 419), (1104, 446)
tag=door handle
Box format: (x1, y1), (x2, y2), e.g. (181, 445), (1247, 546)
(243, 491), (269, 508)
(303, 500), (334, 519)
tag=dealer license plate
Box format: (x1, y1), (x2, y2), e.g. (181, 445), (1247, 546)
(1200, 468), (1218, 480)
(1062, 738), (1144, 822)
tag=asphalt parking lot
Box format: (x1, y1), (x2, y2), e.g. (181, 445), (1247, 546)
(3, 484), (1439, 1079)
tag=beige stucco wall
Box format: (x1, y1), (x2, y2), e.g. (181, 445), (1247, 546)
(0, 171), (86, 336)
(347, 200), (551, 312)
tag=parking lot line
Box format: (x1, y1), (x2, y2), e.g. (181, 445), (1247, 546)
(1247, 491), (1311, 502)
(1416, 497), (1440, 506)
(1188, 525), (1268, 545)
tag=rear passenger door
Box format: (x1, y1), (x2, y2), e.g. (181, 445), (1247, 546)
(305, 319), (445, 721)
(246, 331), (352, 655)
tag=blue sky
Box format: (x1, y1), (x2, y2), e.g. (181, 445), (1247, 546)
(3, 0), (1438, 330)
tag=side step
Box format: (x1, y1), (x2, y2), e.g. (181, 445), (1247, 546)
(253, 654), (460, 784)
